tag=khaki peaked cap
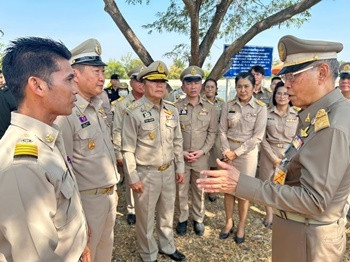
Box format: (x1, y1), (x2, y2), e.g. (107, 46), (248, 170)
(70, 38), (106, 66)
(137, 61), (168, 81)
(180, 66), (204, 82)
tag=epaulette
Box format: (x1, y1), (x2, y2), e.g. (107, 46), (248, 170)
(111, 100), (117, 106)
(217, 97), (224, 102)
(117, 96), (125, 102)
(265, 87), (272, 93)
(293, 106), (301, 112)
(227, 98), (235, 103)
(14, 135), (38, 159)
(255, 99), (266, 107)
(163, 99), (174, 106)
(107, 83), (112, 88)
(314, 109), (330, 132)
(127, 101), (142, 111)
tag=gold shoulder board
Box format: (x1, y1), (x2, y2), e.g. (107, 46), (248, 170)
(256, 99), (266, 107)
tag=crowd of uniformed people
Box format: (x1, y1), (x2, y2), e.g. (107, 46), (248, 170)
(0, 34), (350, 262)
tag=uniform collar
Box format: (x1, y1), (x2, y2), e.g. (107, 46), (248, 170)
(75, 94), (103, 113)
(299, 88), (343, 126)
(233, 96), (256, 108)
(10, 112), (60, 150)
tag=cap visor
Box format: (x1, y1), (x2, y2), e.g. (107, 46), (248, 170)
(74, 60), (107, 66)
(278, 61), (314, 75)
(183, 76), (202, 82)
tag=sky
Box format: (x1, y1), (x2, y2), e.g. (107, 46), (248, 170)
(1, 0), (349, 68)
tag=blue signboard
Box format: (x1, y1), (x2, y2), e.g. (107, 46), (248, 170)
(224, 45), (273, 78)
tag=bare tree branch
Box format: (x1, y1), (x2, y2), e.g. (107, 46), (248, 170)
(209, 0), (322, 79)
(198, 0), (234, 67)
(103, 0), (153, 65)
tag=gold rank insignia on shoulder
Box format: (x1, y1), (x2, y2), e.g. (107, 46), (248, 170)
(314, 109), (330, 132)
(117, 96), (125, 102)
(14, 135), (38, 159)
(300, 126), (309, 138)
(149, 132), (155, 140)
(111, 100), (117, 106)
(255, 99), (266, 107)
(293, 106), (301, 112)
(164, 109), (173, 115)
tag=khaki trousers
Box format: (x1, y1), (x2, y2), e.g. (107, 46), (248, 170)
(124, 164), (135, 214)
(177, 167), (205, 223)
(272, 215), (346, 262)
(80, 189), (117, 262)
(134, 164), (176, 262)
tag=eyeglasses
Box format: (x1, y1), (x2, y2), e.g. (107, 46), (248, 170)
(280, 66), (315, 83)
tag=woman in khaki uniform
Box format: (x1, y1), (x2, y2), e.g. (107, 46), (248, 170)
(259, 82), (299, 227)
(202, 78), (224, 202)
(219, 72), (267, 243)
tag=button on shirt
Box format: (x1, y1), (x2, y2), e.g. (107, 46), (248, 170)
(55, 94), (119, 191)
(175, 96), (217, 154)
(261, 106), (299, 162)
(220, 97), (267, 156)
(0, 113), (88, 261)
(236, 89), (350, 223)
(122, 96), (185, 184)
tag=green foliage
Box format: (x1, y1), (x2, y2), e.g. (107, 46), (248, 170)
(138, 0), (312, 59)
(105, 53), (143, 79)
(168, 58), (186, 79)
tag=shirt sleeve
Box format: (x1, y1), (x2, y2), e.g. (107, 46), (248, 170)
(112, 103), (124, 160)
(0, 164), (61, 261)
(219, 102), (230, 154)
(236, 128), (349, 216)
(261, 131), (279, 163)
(234, 106), (267, 157)
(172, 107), (185, 174)
(121, 110), (140, 184)
(201, 106), (218, 154)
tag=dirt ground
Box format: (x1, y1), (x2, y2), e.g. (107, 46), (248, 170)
(112, 183), (350, 262)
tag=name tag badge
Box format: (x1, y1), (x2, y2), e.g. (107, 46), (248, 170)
(81, 121), (91, 128)
(292, 135), (303, 150)
(273, 165), (287, 185)
(144, 118), (155, 123)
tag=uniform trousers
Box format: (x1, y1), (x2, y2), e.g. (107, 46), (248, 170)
(272, 215), (346, 262)
(80, 189), (117, 262)
(177, 155), (209, 223)
(134, 163), (176, 262)
(124, 164), (135, 215)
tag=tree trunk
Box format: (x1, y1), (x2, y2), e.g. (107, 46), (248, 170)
(209, 0), (322, 80)
(103, 0), (154, 66)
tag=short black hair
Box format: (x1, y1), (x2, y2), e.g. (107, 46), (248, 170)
(111, 74), (120, 80)
(235, 72), (255, 87)
(249, 65), (265, 76)
(271, 76), (282, 82)
(2, 37), (71, 106)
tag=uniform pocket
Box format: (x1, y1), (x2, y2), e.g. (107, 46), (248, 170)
(77, 125), (101, 156)
(54, 170), (78, 229)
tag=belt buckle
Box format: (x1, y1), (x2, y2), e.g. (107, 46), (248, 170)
(104, 186), (113, 194)
(158, 164), (169, 171)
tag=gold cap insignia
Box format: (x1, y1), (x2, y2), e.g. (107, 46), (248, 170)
(45, 133), (54, 143)
(278, 42), (286, 62)
(191, 67), (197, 75)
(95, 44), (101, 55)
(344, 65), (350, 71)
(158, 64), (165, 73)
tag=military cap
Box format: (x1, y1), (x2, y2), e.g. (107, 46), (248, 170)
(128, 65), (145, 79)
(70, 38), (107, 66)
(180, 66), (204, 82)
(278, 35), (343, 75)
(137, 61), (168, 81)
(116, 82), (129, 89)
(339, 62), (350, 79)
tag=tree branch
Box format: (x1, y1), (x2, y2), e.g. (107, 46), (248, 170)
(209, 0), (322, 80)
(198, 0), (234, 67)
(103, 0), (153, 65)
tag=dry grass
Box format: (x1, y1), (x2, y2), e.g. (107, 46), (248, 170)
(113, 183), (350, 262)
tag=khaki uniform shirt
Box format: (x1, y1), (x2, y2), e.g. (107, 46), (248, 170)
(236, 89), (350, 223)
(122, 96), (185, 184)
(113, 92), (136, 160)
(98, 91), (113, 129)
(175, 96), (218, 168)
(261, 106), (299, 162)
(220, 97), (267, 156)
(0, 113), (87, 261)
(254, 86), (272, 106)
(55, 94), (119, 191)
(202, 96), (224, 121)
